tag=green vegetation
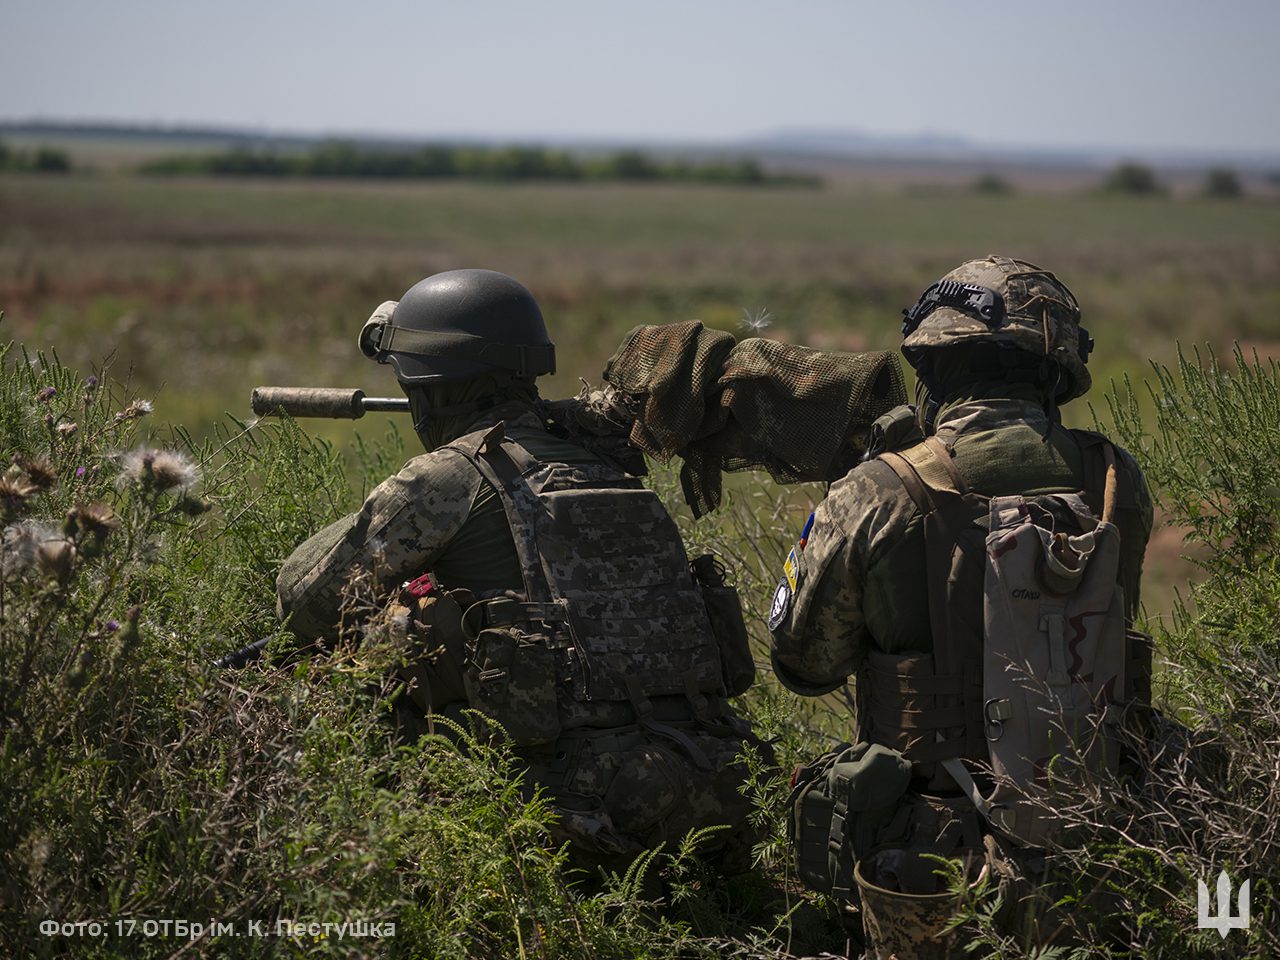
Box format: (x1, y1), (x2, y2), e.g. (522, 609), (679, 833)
(0, 340), (843, 958)
(971, 172), (1014, 195)
(0, 141), (71, 173)
(2, 332), (1278, 957)
(2, 172), (1278, 607)
(137, 141), (819, 187)
(4, 162), (1279, 956)
(1102, 161), (1166, 196)
(1201, 167), (1243, 199)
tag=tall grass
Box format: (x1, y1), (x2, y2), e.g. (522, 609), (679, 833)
(3, 332), (1278, 957)
(0, 337), (845, 958)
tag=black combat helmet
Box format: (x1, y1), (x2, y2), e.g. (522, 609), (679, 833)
(358, 269), (556, 383)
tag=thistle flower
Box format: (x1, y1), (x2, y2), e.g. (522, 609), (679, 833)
(66, 502), (119, 540)
(0, 474), (37, 517)
(15, 454), (58, 491)
(56, 421), (79, 438)
(2, 521), (40, 575)
(119, 447), (198, 493)
(37, 536), (76, 582)
(85, 375), (98, 391)
(1, 520), (68, 578)
(115, 604), (141, 649)
(113, 399), (153, 424)
(36, 386), (57, 403)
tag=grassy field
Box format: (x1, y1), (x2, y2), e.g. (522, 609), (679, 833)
(4, 170), (1280, 958)
(3, 171), (1280, 619)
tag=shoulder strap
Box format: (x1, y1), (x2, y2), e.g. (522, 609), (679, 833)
(875, 438), (976, 652)
(878, 437), (982, 563)
(1070, 430), (1120, 525)
(880, 436), (968, 505)
(876, 437), (989, 763)
(453, 422), (557, 604)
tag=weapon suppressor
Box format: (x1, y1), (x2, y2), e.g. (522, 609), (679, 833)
(251, 387), (409, 419)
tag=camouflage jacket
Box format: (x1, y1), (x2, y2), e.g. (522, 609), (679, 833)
(276, 404), (732, 726)
(277, 404), (765, 869)
(277, 406), (599, 642)
(768, 393), (1153, 697)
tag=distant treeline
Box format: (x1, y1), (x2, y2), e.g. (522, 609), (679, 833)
(0, 141), (71, 173)
(138, 142), (821, 187)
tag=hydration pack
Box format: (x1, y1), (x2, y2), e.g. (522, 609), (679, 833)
(869, 434), (1151, 847)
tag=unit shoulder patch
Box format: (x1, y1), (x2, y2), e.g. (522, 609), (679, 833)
(768, 578), (792, 631)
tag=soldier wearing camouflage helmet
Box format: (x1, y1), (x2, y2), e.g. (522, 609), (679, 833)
(278, 268), (766, 874)
(770, 256), (1153, 953)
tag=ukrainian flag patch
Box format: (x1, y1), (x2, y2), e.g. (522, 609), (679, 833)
(784, 547), (800, 593)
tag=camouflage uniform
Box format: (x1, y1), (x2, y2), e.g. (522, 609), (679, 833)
(279, 407), (577, 637)
(279, 404), (764, 873)
(771, 257), (1154, 955)
(769, 388), (1152, 693)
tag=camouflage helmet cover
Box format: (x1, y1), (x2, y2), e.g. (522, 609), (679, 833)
(901, 255), (1092, 402)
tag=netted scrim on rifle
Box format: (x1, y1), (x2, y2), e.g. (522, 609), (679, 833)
(603, 320), (907, 516)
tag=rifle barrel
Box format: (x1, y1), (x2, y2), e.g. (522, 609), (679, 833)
(251, 387), (409, 419)
(213, 634), (273, 669)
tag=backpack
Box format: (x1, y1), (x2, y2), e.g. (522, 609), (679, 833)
(870, 434), (1151, 847)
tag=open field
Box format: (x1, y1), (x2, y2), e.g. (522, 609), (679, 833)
(5, 173), (1279, 420)
(4, 170), (1280, 958)
(4, 171), (1280, 620)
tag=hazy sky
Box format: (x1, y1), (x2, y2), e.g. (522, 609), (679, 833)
(3, 0), (1277, 155)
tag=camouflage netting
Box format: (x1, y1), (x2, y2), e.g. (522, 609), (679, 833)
(599, 320), (908, 516)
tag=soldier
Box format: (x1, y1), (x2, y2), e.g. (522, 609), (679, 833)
(771, 256), (1153, 955)
(277, 268), (765, 875)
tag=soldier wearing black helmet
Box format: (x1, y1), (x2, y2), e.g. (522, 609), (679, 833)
(279, 269), (767, 874)
(770, 256), (1153, 953)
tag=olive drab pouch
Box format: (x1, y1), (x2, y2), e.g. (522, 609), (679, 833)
(462, 626), (562, 746)
(787, 742), (912, 899)
(690, 553), (755, 697)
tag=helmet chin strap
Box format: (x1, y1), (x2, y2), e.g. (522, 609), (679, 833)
(913, 378), (939, 435)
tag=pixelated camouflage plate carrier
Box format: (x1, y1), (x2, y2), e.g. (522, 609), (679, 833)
(450, 422), (726, 746)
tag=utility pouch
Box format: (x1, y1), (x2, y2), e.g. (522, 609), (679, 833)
(463, 627), (562, 745)
(788, 746), (845, 894)
(788, 742), (912, 900)
(690, 553), (755, 697)
(400, 587), (473, 711)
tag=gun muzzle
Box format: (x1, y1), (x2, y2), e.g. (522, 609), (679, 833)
(251, 387), (409, 419)
(213, 635), (273, 669)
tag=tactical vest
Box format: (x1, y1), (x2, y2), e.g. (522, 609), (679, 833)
(447, 422), (738, 753)
(866, 432), (1153, 846)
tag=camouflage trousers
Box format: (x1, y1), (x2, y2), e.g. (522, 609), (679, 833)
(523, 722), (769, 877)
